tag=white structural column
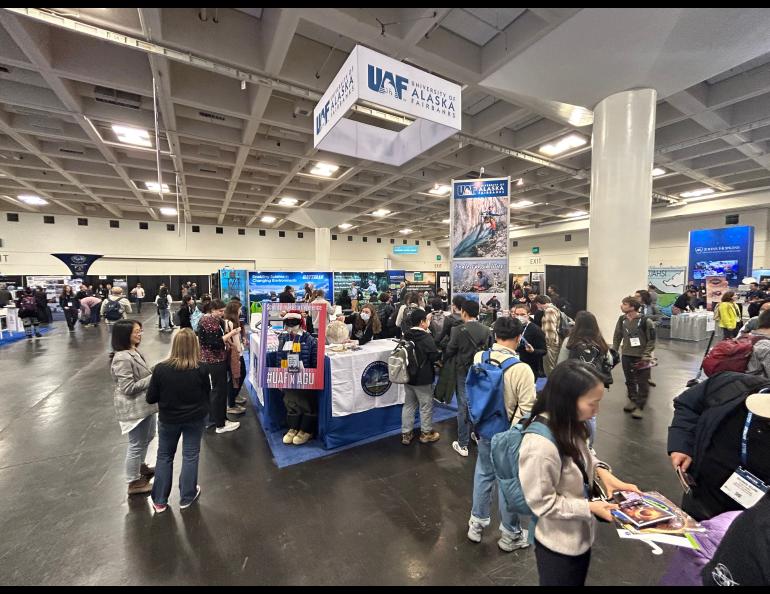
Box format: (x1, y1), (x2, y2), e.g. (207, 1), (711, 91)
(588, 89), (657, 339)
(315, 228), (332, 270)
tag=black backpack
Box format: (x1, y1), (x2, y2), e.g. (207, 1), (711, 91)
(104, 299), (124, 321)
(157, 294), (169, 310)
(567, 342), (614, 385)
(399, 304), (420, 335)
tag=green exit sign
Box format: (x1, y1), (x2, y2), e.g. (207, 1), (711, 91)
(436, 255), (442, 261)
(532, 247), (540, 254)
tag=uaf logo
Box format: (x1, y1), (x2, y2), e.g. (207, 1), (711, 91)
(361, 360), (392, 397)
(71, 255), (87, 264)
(368, 65), (408, 100)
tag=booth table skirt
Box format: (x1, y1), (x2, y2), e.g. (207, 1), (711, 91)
(670, 313), (714, 341)
(246, 355), (454, 451)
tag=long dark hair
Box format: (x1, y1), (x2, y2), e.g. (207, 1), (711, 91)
(565, 311), (609, 353)
(110, 319), (141, 358)
(524, 360), (604, 466)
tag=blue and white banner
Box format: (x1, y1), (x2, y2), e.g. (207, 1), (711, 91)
(51, 253), (102, 276)
(451, 178), (510, 313)
(688, 226), (754, 286)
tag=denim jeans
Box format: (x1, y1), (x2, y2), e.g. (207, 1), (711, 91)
(89, 307), (100, 325)
(125, 414), (156, 482)
(159, 309), (170, 330)
(455, 371), (472, 447)
(152, 419), (205, 505)
(471, 437), (521, 536)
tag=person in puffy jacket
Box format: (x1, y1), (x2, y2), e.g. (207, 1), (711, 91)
(58, 285), (81, 332)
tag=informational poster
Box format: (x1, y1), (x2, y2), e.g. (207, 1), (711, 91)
(333, 272), (389, 305)
(248, 271), (333, 313)
(25, 275), (70, 312)
(648, 267), (687, 309)
(450, 177), (510, 315)
(705, 276), (728, 311)
(689, 226), (754, 286)
(257, 302), (327, 390)
(219, 269), (248, 314)
(387, 270), (406, 290)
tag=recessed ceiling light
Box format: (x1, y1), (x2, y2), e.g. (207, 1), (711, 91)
(261, 215), (277, 223)
(18, 194), (48, 206)
(310, 162), (339, 177)
(399, 228), (413, 234)
(278, 197), (299, 207)
(563, 209), (588, 218)
(510, 200), (534, 209)
(145, 181), (169, 193)
(680, 188), (715, 198)
(371, 209), (391, 217)
(539, 134), (587, 157)
(652, 167), (667, 177)
(159, 207), (177, 216)
(428, 184), (451, 196)
(441, 218), (451, 224)
(516, 178), (524, 187)
(112, 125), (152, 148)
(339, 223), (353, 230)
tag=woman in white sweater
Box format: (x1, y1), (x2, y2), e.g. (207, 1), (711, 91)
(519, 360), (641, 586)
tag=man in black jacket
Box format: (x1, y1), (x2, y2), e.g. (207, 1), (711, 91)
(444, 300), (491, 457)
(401, 309), (441, 445)
(511, 304), (546, 377)
(437, 295), (466, 351)
(667, 373), (770, 521)
(278, 285), (296, 304)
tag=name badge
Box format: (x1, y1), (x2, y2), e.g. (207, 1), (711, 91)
(720, 467), (769, 509)
(287, 353), (301, 374)
(629, 337), (641, 347)
(67, 302), (73, 308)
(282, 342), (293, 352)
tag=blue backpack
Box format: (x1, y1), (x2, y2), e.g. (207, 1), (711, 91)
(465, 351), (520, 440)
(490, 417), (556, 543)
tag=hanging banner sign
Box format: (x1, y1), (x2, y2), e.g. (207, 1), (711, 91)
(314, 45), (462, 166)
(51, 253), (103, 276)
(450, 178), (511, 314)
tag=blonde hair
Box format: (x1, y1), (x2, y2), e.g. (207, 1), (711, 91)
(542, 305), (561, 347)
(165, 328), (201, 370)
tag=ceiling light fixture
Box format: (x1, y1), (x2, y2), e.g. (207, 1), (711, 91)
(159, 207), (177, 216)
(278, 197), (299, 207)
(652, 167), (667, 177)
(399, 228), (413, 234)
(680, 188), (715, 198)
(428, 184), (451, 196)
(112, 124), (152, 148)
(510, 200), (534, 209)
(538, 134), (587, 157)
(516, 178), (524, 187)
(339, 223), (353, 230)
(18, 194), (48, 205)
(310, 162), (339, 177)
(371, 209), (391, 217)
(261, 215), (277, 223)
(441, 218), (451, 224)
(144, 181), (169, 193)
(563, 209), (588, 218)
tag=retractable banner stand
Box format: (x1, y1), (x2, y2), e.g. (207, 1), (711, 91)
(314, 45), (462, 166)
(450, 178), (510, 315)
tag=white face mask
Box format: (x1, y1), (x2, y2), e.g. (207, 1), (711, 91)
(360, 312), (371, 322)
(517, 316), (529, 324)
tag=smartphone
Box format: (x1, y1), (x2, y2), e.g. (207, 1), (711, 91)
(676, 467), (696, 494)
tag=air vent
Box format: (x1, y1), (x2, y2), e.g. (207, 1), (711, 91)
(7, 213), (19, 222)
(216, 227), (223, 234)
(78, 217), (88, 226)
(259, 230), (266, 237)
(415, 240), (420, 246)
(0, 65), (9, 74)
(297, 232), (304, 239)
(725, 214), (739, 225)
(279, 231), (286, 238)
(167, 223), (175, 232)
(44, 215), (55, 224)
(59, 146), (85, 155)
(192, 225), (200, 233)
(363, 237), (368, 243)
(198, 110), (226, 122)
(93, 86), (142, 110)
(512, 240), (518, 247)
(377, 238), (382, 244)
(199, 167), (218, 174)
(139, 222), (149, 230)
(110, 220), (119, 229)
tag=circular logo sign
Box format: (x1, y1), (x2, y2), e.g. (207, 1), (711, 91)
(695, 247), (704, 254)
(71, 255), (87, 264)
(361, 361), (392, 397)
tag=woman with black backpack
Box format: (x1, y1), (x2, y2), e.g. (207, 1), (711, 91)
(557, 311), (618, 444)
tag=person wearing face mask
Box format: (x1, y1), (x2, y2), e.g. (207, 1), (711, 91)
(279, 311), (319, 446)
(512, 304), (547, 378)
(339, 304), (382, 346)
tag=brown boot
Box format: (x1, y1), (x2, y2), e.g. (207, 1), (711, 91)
(127, 478), (152, 495)
(419, 431), (440, 443)
(140, 463), (155, 479)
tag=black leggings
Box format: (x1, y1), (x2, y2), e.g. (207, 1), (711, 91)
(535, 539), (591, 587)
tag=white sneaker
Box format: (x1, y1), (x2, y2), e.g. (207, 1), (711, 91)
(498, 529), (530, 552)
(215, 420), (240, 434)
(471, 432), (479, 445)
(179, 485), (201, 509)
(452, 441), (469, 457)
(467, 520), (484, 543)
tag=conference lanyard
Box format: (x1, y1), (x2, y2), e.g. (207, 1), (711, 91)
(741, 412), (753, 468)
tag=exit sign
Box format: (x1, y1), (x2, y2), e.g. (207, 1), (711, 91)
(436, 255), (441, 261)
(532, 247), (540, 254)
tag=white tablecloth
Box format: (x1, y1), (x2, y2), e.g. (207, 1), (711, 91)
(671, 312), (715, 341)
(329, 340), (405, 417)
